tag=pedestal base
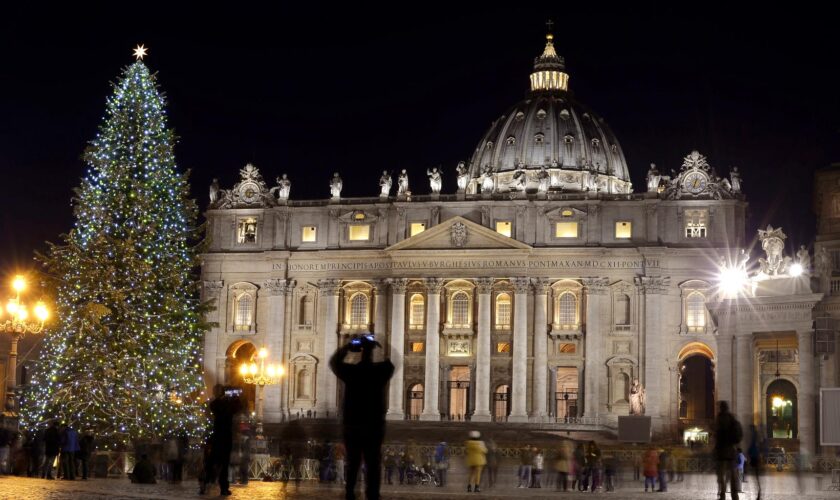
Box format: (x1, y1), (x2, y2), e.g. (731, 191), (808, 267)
(471, 412), (491, 422)
(507, 414), (528, 423)
(419, 413), (440, 422)
(386, 412), (405, 421)
(618, 415), (652, 443)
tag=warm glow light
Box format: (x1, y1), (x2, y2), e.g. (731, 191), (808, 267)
(266, 365), (276, 378)
(555, 221), (578, 238)
(18, 307), (28, 321)
(719, 266), (748, 298)
(789, 263), (804, 277)
(249, 363), (258, 375)
(35, 301), (49, 322)
(772, 396), (785, 409)
(239, 364), (249, 377)
(258, 347), (268, 359)
(277, 365), (284, 376)
(6, 300), (18, 315)
(12, 275), (26, 293)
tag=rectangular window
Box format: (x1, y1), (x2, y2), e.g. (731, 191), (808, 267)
(348, 224), (370, 241)
(684, 209), (708, 238)
(496, 342), (511, 353)
(495, 221), (512, 237)
(615, 221), (632, 239)
(237, 218), (258, 244)
(411, 342), (425, 353)
(410, 222), (426, 237)
(555, 221), (579, 238)
(301, 226), (317, 242)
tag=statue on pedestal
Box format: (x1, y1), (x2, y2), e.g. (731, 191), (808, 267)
(329, 172), (343, 199)
(480, 165), (495, 194)
(397, 169), (410, 196)
(730, 167), (742, 194)
(271, 173), (291, 201)
(817, 247), (832, 278)
(797, 245), (811, 273)
(378, 170), (392, 198)
(209, 178), (220, 203)
(757, 225), (791, 276)
(427, 167), (443, 194)
(646, 163), (661, 193)
(537, 166), (550, 194)
(629, 379), (646, 415)
(455, 161), (469, 192)
(509, 163), (527, 192)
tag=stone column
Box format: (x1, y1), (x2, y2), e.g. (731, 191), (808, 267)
(531, 278), (551, 421)
(373, 280), (389, 338)
(472, 277), (494, 421)
(263, 279), (287, 423)
(509, 277), (531, 422)
(798, 330), (816, 457)
(735, 334), (754, 428)
(317, 279), (341, 414)
(421, 278), (444, 420)
(201, 281), (224, 389)
(582, 277), (608, 417)
(386, 278), (408, 420)
(639, 276), (670, 419)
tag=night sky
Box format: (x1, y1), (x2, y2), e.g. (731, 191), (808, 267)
(2, 5), (839, 273)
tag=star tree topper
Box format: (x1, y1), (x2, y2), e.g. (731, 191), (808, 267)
(133, 44), (148, 60)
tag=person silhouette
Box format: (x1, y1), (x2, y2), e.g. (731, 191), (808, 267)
(330, 335), (394, 500)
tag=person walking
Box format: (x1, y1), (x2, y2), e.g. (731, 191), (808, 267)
(485, 438), (498, 488)
(383, 449), (395, 485)
(77, 429), (94, 480)
(203, 384), (243, 496)
(604, 455), (617, 492)
(656, 448), (669, 492)
(517, 444), (533, 488)
(554, 441), (570, 491)
(60, 424), (79, 480)
(531, 447), (544, 488)
(747, 425), (764, 500)
(643, 446), (658, 492)
(42, 421), (60, 480)
(586, 441), (602, 492)
(713, 401), (743, 500)
(464, 430), (487, 493)
(735, 447), (746, 492)
(572, 442), (585, 491)
(334, 441), (346, 485)
(434, 441), (449, 487)
(329, 335), (394, 500)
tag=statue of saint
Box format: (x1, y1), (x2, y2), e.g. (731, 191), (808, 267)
(480, 165), (495, 194)
(730, 167), (742, 194)
(209, 178), (220, 203)
(378, 170), (392, 198)
(273, 173), (291, 200)
(329, 172), (343, 199)
(629, 379), (646, 415)
(817, 247), (832, 277)
(797, 245), (811, 273)
(537, 166), (550, 194)
(397, 169), (409, 196)
(646, 163), (661, 193)
(509, 164), (527, 192)
(455, 161), (469, 192)
(427, 167), (443, 194)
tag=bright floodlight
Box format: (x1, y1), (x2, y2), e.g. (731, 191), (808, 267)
(719, 266), (747, 297)
(789, 263), (804, 277)
(772, 396), (785, 408)
(239, 364), (249, 376)
(258, 347), (268, 359)
(12, 275), (26, 293)
(34, 301), (49, 322)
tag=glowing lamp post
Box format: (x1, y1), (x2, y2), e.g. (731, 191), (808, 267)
(0, 275), (49, 412)
(239, 347), (283, 430)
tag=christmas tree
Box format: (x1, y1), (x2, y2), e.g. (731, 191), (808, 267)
(22, 48), (209, 446)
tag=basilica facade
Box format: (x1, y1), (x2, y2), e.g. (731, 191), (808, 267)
(199, 33), (838, 455)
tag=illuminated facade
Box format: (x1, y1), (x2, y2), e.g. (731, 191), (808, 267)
(199, 33), (837, 454)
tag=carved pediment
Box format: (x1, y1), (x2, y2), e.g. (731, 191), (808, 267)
(386, 216), (532, 251)
(544, 206), (587, 219)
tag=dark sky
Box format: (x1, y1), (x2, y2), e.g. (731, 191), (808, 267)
(2, 4), (839, 272)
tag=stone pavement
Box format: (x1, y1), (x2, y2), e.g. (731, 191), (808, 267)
(0, 474), (838, 500)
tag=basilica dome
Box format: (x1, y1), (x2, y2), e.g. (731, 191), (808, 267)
(467, 34), (631, 195)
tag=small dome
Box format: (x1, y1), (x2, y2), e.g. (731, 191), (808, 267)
(466, 33), (631, 194)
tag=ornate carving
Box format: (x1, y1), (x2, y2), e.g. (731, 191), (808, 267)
(373, 279), (390, 295)
(285, 279), (298, 295)
(264, 278), (288, 296)
(424, 277), (445, 294)
(582, 277), (610, 295)
(450, 221), (468, 248)
(662, 150), (739, 200)
(635, 276), (671, 295)
(516, 205), (527, 218)
(531, 277), (551, 295)
(475, 277), (495, 294)
(389, 278), (409, 294)
(202, 280), (224, 298)
(431, 206), (440, 222)
(211, 163), (273, 208)
(757, 225), (792, 276)
(318, 279), (342, 296)
(511, 277), (531, 294)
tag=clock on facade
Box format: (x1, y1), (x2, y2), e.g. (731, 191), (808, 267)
(682, 171), (708, 194)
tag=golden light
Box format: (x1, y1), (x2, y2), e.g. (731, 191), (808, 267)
(277, 365), (285, 376)
(12, 275), (26, 293)
(239, 364), (249, 377)
(34, 301), (49, 322)
(17, 307), (28, 321)
(772, 396), (785, 409)
(249, 362), (258, 376)
(6, 300), (18, 315)
(266, 365), (276, 378)
(258, 347), (268, 359)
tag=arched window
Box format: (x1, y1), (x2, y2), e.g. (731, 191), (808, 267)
(557, 292), (577, 329)
(350, 293), (369, 327)
(409, 294), (425, 329)
(495, 293), (511, 329)
(298, 295), (314, 328)
(408, 383), (424, 419)
(452, 292), (470, 327)
(234, 293), (253, 331)
(615, 294), (630, 327)
(686, 292), (706, 332)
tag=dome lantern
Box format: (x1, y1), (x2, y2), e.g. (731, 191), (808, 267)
(530, 32), (569, 93)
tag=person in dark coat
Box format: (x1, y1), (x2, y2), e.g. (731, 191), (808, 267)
(42, 422), (60, 479)
(130, 454), (157, 484)
(27, 430), (44, 477)
(329, 335), (394, 500)
(204, 384), (243, 496)
(60, 425), (79, 480)
(77, 430), (94, 480)
(713, 401), (743, 500)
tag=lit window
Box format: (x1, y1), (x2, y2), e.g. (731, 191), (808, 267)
(410, 222), (426, 237)
(615, 221), (632, 239)
(349, 224), (370, 241)
(409, 294), (425, 329)
(234, 293), (253, 331)
(301, 226), (317, 242)
(237, 218), (258, 244)
(349, 293), (369, 327)
(411, 342), (425, 353)
(495, 293), (511, 329)
(555, 222), (578, 238)
(686, 292), (706, 332)
(452, 292), (470, 327)
(496, 342), (511, 353)
(496, 221), (512, 237)
(557, 292), (577, 329)
(558, 343), (576, 354)
(685, 209), (708, 238)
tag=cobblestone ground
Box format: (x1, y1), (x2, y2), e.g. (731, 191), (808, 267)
(1, 474), (838, 500)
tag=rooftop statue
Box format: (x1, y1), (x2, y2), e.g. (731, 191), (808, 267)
(646, 163), (660, 193)
(537, 166), (550, 194)
(455, 161), (469, 192)
(480, 165), (495, 194)
(270, 173), (291, 201)
(397, 169), (410, 196)
(427, 167), (443, 194)
(378, 170), (392, 198)
(330, 172), (343, 199)
(210, 178), (220, 203)
(730, 167), (742, 194)
(757, 225), (792, 276)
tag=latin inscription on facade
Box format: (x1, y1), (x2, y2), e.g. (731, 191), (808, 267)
(282, 258), (660, 273)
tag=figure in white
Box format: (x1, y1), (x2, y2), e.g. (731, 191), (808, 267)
(427, 167), (443, 194)
(757, 225), (791, 276)
(329, 172), (343, 199)
(455, 161), (469, 192)
(730, 167), (742, 194)
(816, 247), (832, 277)
(797, 245), (811, 273)
(272, 173), (291, 200)
(537, 166), (550, 194)
(629, 379), (646, 415)
(397, 169), (410, 196)
(737, 248), (750, 271)
(209, 178), (220, 203)
(378, 170), (392, 198)
(480, 165), (495, 194)
(646, 163), (661, 192)
(509, 163), (527, 192)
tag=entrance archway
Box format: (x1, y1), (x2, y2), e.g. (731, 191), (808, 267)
(766, 379), (797, 439)
(493, 384), (510, 422)
(225, 341), (258, 416)
(678, 343), (715, 426)
(447, 366), (470, 421)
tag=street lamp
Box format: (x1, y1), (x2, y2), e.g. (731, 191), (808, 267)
(239, 347), (283, 433)
(0, 274), (49, 412)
